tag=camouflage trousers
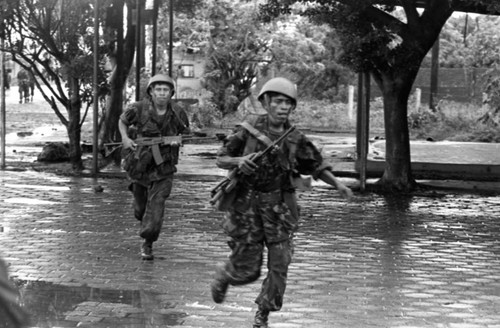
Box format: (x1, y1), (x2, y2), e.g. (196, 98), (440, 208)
(130, 174), (174, 242)
(221, 192), (297, 311)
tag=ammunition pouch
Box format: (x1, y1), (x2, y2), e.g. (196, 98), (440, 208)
(122, 147), (152, 180)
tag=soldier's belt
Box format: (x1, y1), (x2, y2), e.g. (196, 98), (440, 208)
(255, 189), (282, 204)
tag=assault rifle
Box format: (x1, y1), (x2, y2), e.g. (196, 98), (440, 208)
(210, 125), (296, 209)
(104, 136), (183, 165)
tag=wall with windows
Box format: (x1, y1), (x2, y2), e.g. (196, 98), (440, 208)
(172, 49), (206, 101)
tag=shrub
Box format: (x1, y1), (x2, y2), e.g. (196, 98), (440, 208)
(409, 100), (497, 142)
(292, 99), (356, 130)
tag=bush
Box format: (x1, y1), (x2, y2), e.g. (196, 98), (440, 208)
(201, 95), (495, 143)
(409, 101), (497, 142)
(408, 109), (440, 129)
(291, 99), (356, 130)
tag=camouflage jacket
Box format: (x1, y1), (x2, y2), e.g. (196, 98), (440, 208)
(120, 99), (190, 182)
(217, 114), (332, 193)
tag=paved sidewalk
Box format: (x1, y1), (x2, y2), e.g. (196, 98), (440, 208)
(1, 168), (500, 328)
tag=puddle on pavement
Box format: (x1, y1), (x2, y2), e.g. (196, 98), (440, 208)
(6, 125), (65, 143)
(3, 183), (71, 191)
(3, 197), (58, 205)
(13, 279), (187, 327)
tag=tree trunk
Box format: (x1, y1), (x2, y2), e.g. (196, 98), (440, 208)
(101, 0), (136, 163)
(377, 75), (417, 192)
(67, 77), (83, 170)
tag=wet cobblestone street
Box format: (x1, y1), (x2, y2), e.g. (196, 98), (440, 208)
(1, 169), (500, 328)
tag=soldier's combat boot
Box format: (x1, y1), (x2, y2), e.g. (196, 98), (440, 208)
(210, 264), (229, 303)
(141, 240), (154, 260)
(253, 308), (269, 328)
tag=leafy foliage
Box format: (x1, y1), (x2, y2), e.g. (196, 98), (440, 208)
(2, 0), (108, 113)
(265, 17), (355, 100)
(434, 15), (500, 68)
(2, 0), (110, 169)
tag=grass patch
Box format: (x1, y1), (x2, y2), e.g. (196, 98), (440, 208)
(409, 101), (499, 142)
(204, 97), (497, 143)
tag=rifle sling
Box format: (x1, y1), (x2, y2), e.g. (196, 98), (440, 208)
(240, 122), (273, 148)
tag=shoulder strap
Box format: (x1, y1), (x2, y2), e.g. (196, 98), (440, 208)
(240, 121), (273, 147)
(170, 103), (188, 131)
(286, 130), (301, 165)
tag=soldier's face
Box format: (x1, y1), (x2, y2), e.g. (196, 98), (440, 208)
(267, 94), (294, 127)
(151, 84), (173, 105)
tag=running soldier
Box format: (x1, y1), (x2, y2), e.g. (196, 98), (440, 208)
(119, 73), (190, 260)
(210, 77), (353, 327)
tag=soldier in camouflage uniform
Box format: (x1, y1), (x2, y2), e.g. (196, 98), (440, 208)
(210, 77), (353, 327)
(119, 74), (190, 260)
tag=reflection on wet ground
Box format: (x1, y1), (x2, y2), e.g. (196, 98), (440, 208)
(14, 280), (186, 328)
(1, 170), (500, 327)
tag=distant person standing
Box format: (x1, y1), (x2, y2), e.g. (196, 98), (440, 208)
(118, 73), (190, 260)
(17, 68), (30, 103)
(3, 70), (11, 90)
(27, 69), (35, 102)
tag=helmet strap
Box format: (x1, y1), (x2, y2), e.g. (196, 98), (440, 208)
(262, 94), (271, 110)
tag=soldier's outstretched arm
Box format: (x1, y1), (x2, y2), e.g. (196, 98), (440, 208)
(318, 170), (353, 200)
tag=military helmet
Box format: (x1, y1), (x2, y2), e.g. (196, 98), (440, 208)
(257, 77), (297, 104)
(147, 74), (175, 96)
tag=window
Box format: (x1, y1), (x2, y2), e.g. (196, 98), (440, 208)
(178, 65), (195, 78)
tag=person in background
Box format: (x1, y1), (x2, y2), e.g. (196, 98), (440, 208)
(118, 73), (190, 260)
(17, 68), (30, 104)
(210, 77), (353, 328)
(27, 69), (35, 102)
(3, 70), (11, 90)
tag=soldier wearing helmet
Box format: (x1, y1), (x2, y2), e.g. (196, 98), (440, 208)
(210, 77), (352, 327)
(119, 73), (190, 260)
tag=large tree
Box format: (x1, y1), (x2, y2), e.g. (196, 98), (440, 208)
(100, 0), (137, 152)
(260, 0), (500, 191)
(2, 0), (109, 170)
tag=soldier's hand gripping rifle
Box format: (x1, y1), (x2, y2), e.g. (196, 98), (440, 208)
(210, 125), (296, 209)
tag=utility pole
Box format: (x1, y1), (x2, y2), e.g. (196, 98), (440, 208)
(151, 0), (158, 75)
(168, 0), (173, 77)
(92, 0), (100, 175)
(0, 5), (5, 169)
(429, 37), (440, 111)
(356, 72), (371, 192)
(135, 0), (143, 101)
